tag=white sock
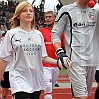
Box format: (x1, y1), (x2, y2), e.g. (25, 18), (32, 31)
(44, 94), (52, 99)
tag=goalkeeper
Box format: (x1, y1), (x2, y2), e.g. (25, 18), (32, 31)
(52, 0), (99, 99)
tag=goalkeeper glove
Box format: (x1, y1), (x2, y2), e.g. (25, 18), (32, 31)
(56, 48), (72, 70)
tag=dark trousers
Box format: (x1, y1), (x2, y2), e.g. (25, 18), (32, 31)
(12, 91), (41, 99)
(95, 70), (99, 99)
(1, 71), (10, 88)
(95, 87), (99, 99)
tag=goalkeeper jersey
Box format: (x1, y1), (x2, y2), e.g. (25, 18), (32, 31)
(94, 3), (99, 70)
(0, 27), (47, 94)
(52, 2), (99, 67)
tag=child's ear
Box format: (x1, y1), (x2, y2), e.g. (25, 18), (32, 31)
(17, 16), (19, 19)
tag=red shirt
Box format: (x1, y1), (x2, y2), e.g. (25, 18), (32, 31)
(39, 27), (65, 67)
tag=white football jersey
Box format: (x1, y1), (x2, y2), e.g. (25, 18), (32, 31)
(52, 2), (99, 67)
(0, 37), (9, 71)
(0, 27), (48, 94)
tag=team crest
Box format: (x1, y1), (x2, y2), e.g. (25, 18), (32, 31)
(28, 37), (35, 43)
(89, 14), (94, 20)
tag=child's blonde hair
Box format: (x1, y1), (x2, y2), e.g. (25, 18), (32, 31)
(11, 1), (35, 29)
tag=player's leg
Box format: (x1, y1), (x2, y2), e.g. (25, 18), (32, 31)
(86, 67), (96, 98)
(68, 66), (96, 99)
(43, 67), (53, 99)
(54, 68), (59, 87)
(94, 70), (99, 99)
(52, 67), (59, 89)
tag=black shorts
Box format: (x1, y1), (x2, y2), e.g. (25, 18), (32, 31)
(1, 71), (10, 88)
(95, 70), (99, 83)
(12, 91), (41, 99)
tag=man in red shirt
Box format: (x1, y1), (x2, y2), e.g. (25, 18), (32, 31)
(39, 11), (64, 99)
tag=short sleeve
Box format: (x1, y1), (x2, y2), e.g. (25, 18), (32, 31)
(0, 31), (13, 62)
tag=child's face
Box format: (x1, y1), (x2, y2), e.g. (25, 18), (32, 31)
(18, 5), (34, 25)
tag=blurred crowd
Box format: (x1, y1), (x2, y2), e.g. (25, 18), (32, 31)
(0, 0), (19, 36)
(0, 0), (46, 36)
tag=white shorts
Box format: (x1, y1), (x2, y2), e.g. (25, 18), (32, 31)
(68, 66), (96, 97)
(43, 67), (59, 94)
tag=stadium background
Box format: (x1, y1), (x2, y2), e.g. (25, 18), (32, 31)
(0, 0), (97, 99)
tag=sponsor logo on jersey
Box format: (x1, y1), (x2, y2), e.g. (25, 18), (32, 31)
(73, 22), (96, 27)
(45, 42), (52, 44)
